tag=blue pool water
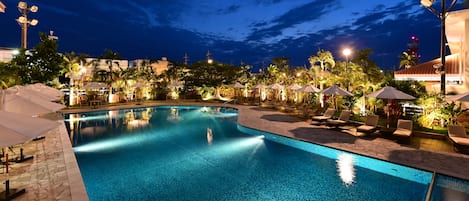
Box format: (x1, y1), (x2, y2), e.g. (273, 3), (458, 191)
(64, 106), (468, 201)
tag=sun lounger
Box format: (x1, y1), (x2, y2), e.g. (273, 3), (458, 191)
(326, 110), (351, 128)
(312, 108), (336, 123)
(447, 125), (469, 154)
(392, 119), (413, 140)
(355, 115), (379, 135)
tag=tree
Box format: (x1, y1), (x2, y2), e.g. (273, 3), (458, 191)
(8, 32), (64, 84)
(308, 50), (335, 72)
(308, 50), (335, 89)
(399, 52), (416, 69)
(62, 52), (88, 87)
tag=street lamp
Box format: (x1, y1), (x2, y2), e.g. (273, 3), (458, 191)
(420, 0), (457, 95)
(206, 50), (213, 64)
(342, 48), (352, 90)
(17, 1), (38, 49)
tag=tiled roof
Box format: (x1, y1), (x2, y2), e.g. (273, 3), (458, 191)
(395, 54), (460, 75)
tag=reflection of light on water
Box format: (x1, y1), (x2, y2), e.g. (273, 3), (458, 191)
(167, 107), (183, 121)
(216, 135), (264, 151)
(127, 119), (149, 128)
(337, 153), (356, 186)
(74, 136), (141, 152)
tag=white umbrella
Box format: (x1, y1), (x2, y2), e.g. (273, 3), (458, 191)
(297, 84), (320, 93)
(366, 86), (415, 100)
(8, 85), (59, 102)
(0, 111), (60, 148)
(320, 84), (353, 96)
(366, 86), (416, 127)
(25, 83), (63, 100)
(269, 83), (284, 90)
(84, 82), (108, 90)
(231, 82), (244, 89)
(287, 83), (302, 90)
(320, 84), (352, 109)
(2, 90), (65, 116)
(168, 82), (183, 89)
(253, 83), (266, 89)
(447, 92), (469, 102)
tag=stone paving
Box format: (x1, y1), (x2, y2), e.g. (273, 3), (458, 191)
(2, 102), (469, 201)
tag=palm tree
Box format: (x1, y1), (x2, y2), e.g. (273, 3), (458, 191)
(63, 52), (88, 105)
(399, 52), (415, 69)
(308, 50), (335, 90)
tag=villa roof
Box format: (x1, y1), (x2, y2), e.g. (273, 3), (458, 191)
(394, 54), (462, 82)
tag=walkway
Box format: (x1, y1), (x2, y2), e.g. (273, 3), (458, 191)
(2, 102), (469, 201)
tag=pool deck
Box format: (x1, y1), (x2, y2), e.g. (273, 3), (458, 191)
(2, 101), (469, 201)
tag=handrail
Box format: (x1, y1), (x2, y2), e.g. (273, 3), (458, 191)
(425, 171), (437, 201)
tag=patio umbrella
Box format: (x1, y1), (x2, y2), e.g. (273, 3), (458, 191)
(268, 83), (284, 90)
(366, 86), (416, 127)
(253, 83), (266, 89)
(286, 83), (302, 90)
(8, 85), (59, 102)
(0, 110), (59, 198)
(25, 83), (63, 100)
(366, 86), (416, 100)
(321, 84), (353, 96)
(83, 82), (108, 90)
(3, 89), (65, 116)
(297, 84), (320, 93)
(231, 82), (244, 89)
(320, 84), (353, 109)
(447, 92), (469, 102)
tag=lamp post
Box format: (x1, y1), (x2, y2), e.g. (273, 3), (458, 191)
(342, 48), (352, 90)
(420, 0), (457, 95)
(206, 50), (213, 64)
(16, 1), (38, 49)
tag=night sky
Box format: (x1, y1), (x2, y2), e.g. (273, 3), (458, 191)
(0, 0), (465, 71)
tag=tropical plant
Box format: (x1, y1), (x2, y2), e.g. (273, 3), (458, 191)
(8, 32), (65, 84)
(398, 52), (416, 69)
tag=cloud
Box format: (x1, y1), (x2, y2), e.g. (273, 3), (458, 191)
(247, 0), (339, 42)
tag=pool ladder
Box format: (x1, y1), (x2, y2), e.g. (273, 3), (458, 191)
(425, 171), (436, 201)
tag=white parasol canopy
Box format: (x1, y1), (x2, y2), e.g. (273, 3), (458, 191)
(25, 83), (63, 100)
(253, 83), (266, 89)
(366, 86), (415, 100)
(297, 84), (320, 93)
(320, 84), (353, 96)
(268, 83), (284, 90)
(8, 85), (59, 102)
(0, 111), (60, 148)
(286, 83), (302, 90)
(232, 82), (244, 89)
(447, 92), (469, 102)
(168, 82), (183, 88)
(2, 90), (65, 116)
(84, 82), (108, 90)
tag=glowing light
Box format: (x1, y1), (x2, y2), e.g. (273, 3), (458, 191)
(337, 153), (356, 186)
(64, 114), (110, 122)
(74, 136), (140, 152)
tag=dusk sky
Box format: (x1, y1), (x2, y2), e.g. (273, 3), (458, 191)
(0, 0), (466, 71)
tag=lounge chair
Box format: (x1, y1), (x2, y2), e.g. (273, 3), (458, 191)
(326, 110), (351, 128)
(447, 125), (469, 154)
(392, 119), (413, 142)
(355, 115), (379, 135)
(311, 108), (336, 123)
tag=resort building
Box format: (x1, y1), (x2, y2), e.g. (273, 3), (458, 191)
(0, 47), (18, 63)
(394, 9), (469, 95)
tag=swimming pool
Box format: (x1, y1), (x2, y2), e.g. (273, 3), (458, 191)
(64, 106), (469, 201)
